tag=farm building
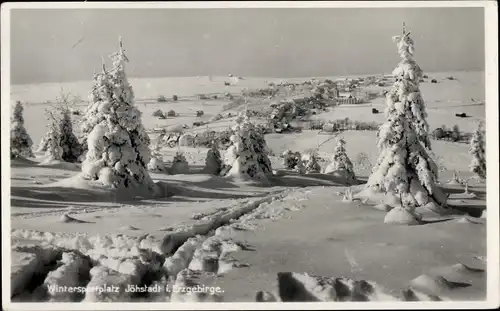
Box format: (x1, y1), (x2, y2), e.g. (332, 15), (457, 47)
(336, 91), (360, 105)
(336, 97), (359, 105)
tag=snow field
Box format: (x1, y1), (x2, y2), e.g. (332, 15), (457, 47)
(10, 188), (293, 302)
(9, 42), (486, 303)
(10, 169), (486, 302)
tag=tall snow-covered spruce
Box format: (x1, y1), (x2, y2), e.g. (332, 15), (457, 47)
(356, 24), (446, 210)
(81, 38), (155, 189)
(391, 28), (432, 152)
(10, 101), (34, 159)
(469, 121), (486, 179)
(223, 108), (273, 181)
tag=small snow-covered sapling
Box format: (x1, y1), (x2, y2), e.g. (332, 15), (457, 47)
(342, 188), (354, 202)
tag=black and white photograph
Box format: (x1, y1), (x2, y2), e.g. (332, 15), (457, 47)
(2, 1), (498, 310)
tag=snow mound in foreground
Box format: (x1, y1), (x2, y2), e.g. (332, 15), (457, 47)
(11, 244), (63, 297)
(11, 252), (43, 297)
(43, 252), (92, 302)
(83, 266), (138, 302)
(11, 229), (148, 265)
(355, 180), (448, 213)
(188, 236), (242, 275)
(256, 272), (448, 302)
(163, 235), (204, 280)
(275, 272), (398, 301)
(373, 203), (394, 212)
(384, 207), (422, 226)
(414, 201), (453, 217)
(409, 274), (471, 294)
(147, 157), (166, 172)
(401, 288), (443, 301)
(255, 290), (279, 302)
(170, 269), (223, 302)
(60, 213), (89, 223)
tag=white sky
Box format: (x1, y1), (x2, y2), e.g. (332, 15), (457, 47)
(10, 7), (484, 85)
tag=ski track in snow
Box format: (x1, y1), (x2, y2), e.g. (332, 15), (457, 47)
(10, 186), (318, 302)
(11, 204), (124, 219)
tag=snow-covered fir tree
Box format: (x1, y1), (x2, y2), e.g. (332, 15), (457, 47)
(10, 101), (34, 159)
(294, 157), (306, 174)
(301, 149), (321, 174)
(43, 120), (63, 162)
(170, 151), (190, 174)
(462, 178), (470, 195)
(447, 170), (462, 185)
(59, 108), (83, 162)
(36, 125), (52, 153)
(390, 24), (432, 151)
(37, 109), (63, 162)
(147, 142), (166, 172)
(223, 108), (273, 180)
(36, 136), (48, 153)
(469, 121), (486, 179)
(251, 122), (273, 174)
(342, 187), (354, 202)
(79, 71), (104, 155)
(324, 138), (357, 183)
(37, 103), (81, 162)
(358, 24), (446, 209)
(81, 38), (155, 189)
(282, 150), (301, 170)
(282, 150), (294, 169)
(203, 142), (223, 175)
(221, 135), (237, 176)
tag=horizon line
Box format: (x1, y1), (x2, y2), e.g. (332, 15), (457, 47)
(10, 69), (485, 88)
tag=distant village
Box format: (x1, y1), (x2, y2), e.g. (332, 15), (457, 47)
(266, 75), (392, 132)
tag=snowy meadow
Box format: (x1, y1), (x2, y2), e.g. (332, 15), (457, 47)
(7, 26), (490, 306)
